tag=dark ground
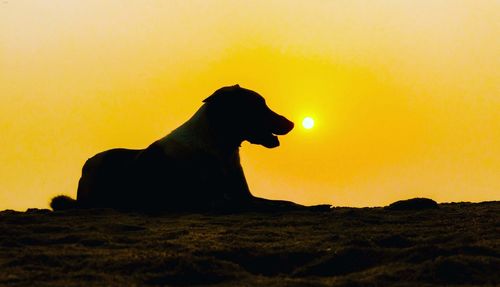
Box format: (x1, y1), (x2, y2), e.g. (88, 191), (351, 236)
(0, 201), (498, 286)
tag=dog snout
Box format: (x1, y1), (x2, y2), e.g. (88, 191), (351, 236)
(273, 115), (294, 135)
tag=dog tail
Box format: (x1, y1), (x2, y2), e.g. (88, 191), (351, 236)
(50, 195), (78, 211)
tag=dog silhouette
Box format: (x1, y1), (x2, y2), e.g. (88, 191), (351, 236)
(51, 85), (328, 212)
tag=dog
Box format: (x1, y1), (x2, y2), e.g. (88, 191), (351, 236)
(51, 85), (329, 212)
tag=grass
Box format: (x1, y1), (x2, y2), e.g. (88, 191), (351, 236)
(0, 201), (498, 286)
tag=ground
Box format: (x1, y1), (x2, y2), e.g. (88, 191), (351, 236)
(0, 201), (498, 286)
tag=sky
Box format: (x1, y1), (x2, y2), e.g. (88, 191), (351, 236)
(1, 0), (498, 210)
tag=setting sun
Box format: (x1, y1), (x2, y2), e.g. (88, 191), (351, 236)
(302, 117), (315, 129)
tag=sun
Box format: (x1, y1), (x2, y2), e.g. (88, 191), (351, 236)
(302, 117), (314, 129)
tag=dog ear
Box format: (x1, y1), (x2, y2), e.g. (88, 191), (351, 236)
(203, 85), (241, 103)
(202, 94), (216, 103)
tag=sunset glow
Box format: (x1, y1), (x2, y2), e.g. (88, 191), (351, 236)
(0, 1), (498, 210)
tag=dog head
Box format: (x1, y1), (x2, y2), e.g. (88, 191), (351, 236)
(203, 85), (294, 148)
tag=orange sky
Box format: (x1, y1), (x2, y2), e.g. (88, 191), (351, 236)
(1, 1), (499, 210)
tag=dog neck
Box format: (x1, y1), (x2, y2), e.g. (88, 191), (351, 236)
(157, 105), (242, 159)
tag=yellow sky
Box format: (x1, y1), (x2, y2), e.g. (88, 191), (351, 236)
(1, 1), (498, 210)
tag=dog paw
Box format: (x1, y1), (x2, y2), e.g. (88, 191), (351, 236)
(307, 204), (332, 212)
